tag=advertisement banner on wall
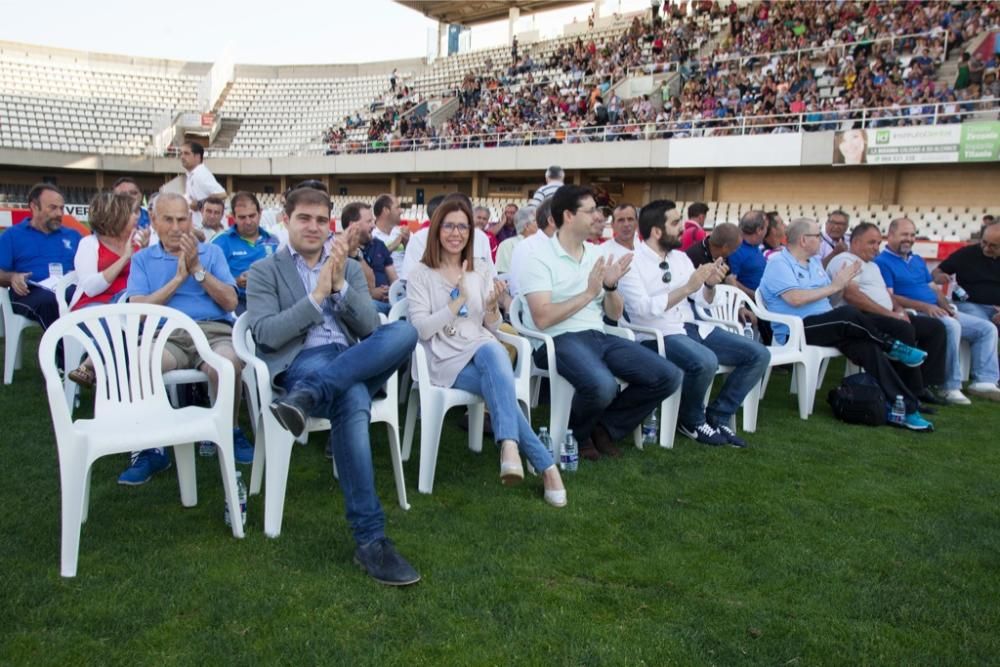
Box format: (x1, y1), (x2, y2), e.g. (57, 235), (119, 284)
(832, 121), (1000, 165)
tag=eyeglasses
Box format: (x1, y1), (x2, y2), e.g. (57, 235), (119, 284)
(450, 287), (469, 317)
(659, 260), (672, 283)
(442, 223), (471, 234)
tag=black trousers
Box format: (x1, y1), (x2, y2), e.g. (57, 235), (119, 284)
(802, 306), (918, 413)
(864, 313), (948, 389)
(11, 285), (68, 329)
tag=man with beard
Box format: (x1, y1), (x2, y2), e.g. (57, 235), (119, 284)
(617, 201), (770, 447)
(876, 217), (1000, 401)
(0, 183), (80, 330)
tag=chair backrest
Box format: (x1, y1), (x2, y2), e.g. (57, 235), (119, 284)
(508, 295), (530, 333)
(388, 279), (406, 305)
(387, 298), (422, 382)
(38, 304), (235, 432)
(0, 286), (14, 327)
(55, 271), (79, 317)
(695, 284), (750, 334)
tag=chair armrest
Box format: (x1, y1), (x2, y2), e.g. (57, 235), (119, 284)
(603, 323), (635, 341)
(619, 320), (664, 353)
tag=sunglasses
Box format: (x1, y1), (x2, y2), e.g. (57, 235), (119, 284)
(659, 261), (672, 283)
(450, 287), (469, 317)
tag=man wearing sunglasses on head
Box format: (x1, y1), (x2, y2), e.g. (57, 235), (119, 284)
(617, 202), (771, 447)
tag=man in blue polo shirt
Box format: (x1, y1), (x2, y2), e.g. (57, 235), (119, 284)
(726, 210), (769, 299)
(0, 183), (80, 329)
(340, 201), (397, 315)
(875, 217), (1000, 401)
(119, 192), (253, 485)
(759, 218), (935, 431)
(213, 191), (278, 314)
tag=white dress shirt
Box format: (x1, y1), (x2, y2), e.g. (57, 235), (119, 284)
(616, 242), (715, 340)
(185, 163), (225, 229)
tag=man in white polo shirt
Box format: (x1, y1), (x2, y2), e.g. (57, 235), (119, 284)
(519, 185), (681, 460)
(180, 140), (226, 230)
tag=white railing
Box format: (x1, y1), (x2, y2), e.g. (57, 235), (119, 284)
(322, 98), (999, 155)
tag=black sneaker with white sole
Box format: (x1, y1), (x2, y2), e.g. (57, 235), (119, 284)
(678, 422), (729, 446)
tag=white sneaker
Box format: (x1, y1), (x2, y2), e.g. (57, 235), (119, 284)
(967, 382), (1000, 402)
(941, 389), (972, 405)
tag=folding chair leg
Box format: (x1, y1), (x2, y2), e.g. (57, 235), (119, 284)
(385, 423), (410, 510)
(401, 390), (419, 462)
(174, 443), (197, 507)
(416, 399), (446, 495)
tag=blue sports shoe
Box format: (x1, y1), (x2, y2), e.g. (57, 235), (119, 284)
(233, 427), (255, 465)
(896, 412), (934, 432)
(118, 449), (172, 486)
(887, 340), (927, 367)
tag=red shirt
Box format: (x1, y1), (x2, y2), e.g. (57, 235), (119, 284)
(680, 220), (707, 251)
(72, 241), (131, 310)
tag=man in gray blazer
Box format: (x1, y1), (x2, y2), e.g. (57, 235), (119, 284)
(246, 187), (419, 586)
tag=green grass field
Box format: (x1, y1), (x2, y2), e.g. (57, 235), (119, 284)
(2, 329), (999, 665)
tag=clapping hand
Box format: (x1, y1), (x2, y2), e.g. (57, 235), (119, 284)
(705, 257), (728, 286)
(177, 232), (201, 273)
(831, 260), (861, 290)
(602, 253), (633, 288)
(686, 262), (719, 292)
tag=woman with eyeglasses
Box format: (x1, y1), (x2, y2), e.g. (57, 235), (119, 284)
(406, 197), (566, 507)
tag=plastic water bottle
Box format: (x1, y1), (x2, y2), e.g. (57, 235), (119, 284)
(538, 427), (553, 456)
(224, 471), (248, 528)
(743, 321), (755, 340)
(951, 284), (969, 303)
(642, 410), (658, 445)
(560, 430), (579, 472)
(890, 395), (906, 425)
(198, 441), (216, 457)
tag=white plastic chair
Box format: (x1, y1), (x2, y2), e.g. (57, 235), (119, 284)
(55, 272), (85, 407)
(37, 303), (244, 577)
(388, 279), (407, 305)
(1, 286), (40, 384)
(738, 289), (839, 419)
(393, 298), (533, 494)
(509, 297), (641, 463)
(232, 312), (409, 539)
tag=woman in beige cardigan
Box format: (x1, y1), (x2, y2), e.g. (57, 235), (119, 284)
(407, 198), (566, 507)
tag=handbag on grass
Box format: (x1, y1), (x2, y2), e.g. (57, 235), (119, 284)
(827, 373), (888, 427)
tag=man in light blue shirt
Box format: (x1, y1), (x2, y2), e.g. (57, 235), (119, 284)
(759, 218), (935, 431)
(519, 185), (680, 459)
(120, 192), (253, 484)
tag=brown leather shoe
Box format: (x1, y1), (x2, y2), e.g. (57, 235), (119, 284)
(578, 438), (601, 461)
(591, 424), (621, 458)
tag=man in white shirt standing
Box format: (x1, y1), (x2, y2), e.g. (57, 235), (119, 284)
(617, 201), (770, 447)
(180, 141), (226, 230)
(372, 193), (409, 269)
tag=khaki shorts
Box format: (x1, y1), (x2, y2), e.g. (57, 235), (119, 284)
(164, 321), (235, 370)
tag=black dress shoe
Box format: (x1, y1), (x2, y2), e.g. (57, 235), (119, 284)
(270, 390), (314, 439)
(354, 537), (421, 586)
(917, 390), (947, 407)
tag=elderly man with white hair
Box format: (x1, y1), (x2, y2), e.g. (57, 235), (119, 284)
(495, 206), (538, 274)
(119, 191), (253, 485)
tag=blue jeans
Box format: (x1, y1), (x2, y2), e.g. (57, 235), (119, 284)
(280, 321), (417, 546)
(647, 324), (770, 429)
(534, 329), (681, 442)
(937, 311), (999, 389)
(452, 341), (554, 472)
(372, 299), (391, 315)
(956, 301), (999, 328)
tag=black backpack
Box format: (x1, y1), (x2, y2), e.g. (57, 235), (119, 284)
(827, 373), (887, 426)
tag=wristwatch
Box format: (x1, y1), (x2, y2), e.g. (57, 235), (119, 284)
(194, 269), (206, 283)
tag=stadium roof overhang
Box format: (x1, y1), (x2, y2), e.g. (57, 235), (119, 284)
(395, 1), (582, 26)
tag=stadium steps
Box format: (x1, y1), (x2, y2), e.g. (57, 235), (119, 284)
(211, 80), (236, 116)
(210, 118), (243, 151)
